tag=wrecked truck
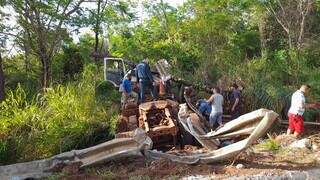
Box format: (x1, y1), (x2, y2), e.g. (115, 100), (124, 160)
(0, 58), (279, 179)
(105, 57), (182, 146)
(0, 105), (278, 179)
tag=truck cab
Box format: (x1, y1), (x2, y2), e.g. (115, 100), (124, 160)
(103, 57), (137, 87)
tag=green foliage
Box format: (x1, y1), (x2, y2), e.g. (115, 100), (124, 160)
(108, 0), (320, 122)
(233, 31), (261, 59)
(52, 43), (86, 81)
(129, 175), (151, 180)
(85, 167), (117, 179)
(3, 54), (40, 99)
(95, 80), (120, 104)
(0, 65), (120, 164)
(256, 134), (280, 151)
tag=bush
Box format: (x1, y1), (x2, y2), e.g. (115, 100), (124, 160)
(95, 81), (121, 104)
(256, 134), (280, 151)
(0, 65), (120, 164)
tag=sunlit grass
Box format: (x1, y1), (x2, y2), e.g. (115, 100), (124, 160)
(0, 65), (120, 164)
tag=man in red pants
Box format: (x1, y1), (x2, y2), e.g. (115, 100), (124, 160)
(287, 85), (319, 138)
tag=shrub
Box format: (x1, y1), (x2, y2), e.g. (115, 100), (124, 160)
(0, 65), (120, 164)
(256, 134), (280, 151)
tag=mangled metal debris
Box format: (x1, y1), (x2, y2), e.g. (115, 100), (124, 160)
(117, 99), (179, 145)
(0, 128), (152, 180)
(178, 104), (219, 150)
(155, 59), (172, 82)
(144, 108), (278, 164)
(0, 104), (278, 179)
(138, 100), (179, 145)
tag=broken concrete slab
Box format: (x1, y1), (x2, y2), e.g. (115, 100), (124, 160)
(289, 138), (311, 149)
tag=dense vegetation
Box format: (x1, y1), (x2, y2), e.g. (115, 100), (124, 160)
(0, 0), (320, 164)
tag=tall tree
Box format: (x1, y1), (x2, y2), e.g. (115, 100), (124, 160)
(94, 0), (103, 60)
(9, 0), (85, 88)
(0, 1), (7, 101)
(263, 0), (314, 51)
(83, 0), (134, 60)
(143, 0), (176, 35)
(0, 52), (4, 102)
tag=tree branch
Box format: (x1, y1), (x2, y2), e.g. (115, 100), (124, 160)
(297, 0), (313, 50)
(65, 0), (85, 16)
(48, 0), (85, 60)
(47, 0), (63, 30)
(0, 32), (24, 40)
(265, 3), (289, 34)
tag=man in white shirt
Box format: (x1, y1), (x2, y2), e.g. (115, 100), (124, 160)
(287, 85), (318, 138)
(207, 87), (224, 129)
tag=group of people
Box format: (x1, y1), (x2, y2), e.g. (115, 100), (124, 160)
(121, 59), (157, 109)
(200, 83), (319, 138)
(198, 83), (242, 129)
(121, 59), (319, 138)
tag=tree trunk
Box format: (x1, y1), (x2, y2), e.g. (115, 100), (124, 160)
(287, 32), (293, 50)
(94, 0), (101, 62)
(94, 31), (99, 61)
(0, 52), (5, 102)
(297, 0), (312, 52)
(258, 15), (267, 57)
(40, 56), (51, 89)
(24, 37), (31, 73)
(160, 0), (169, 33)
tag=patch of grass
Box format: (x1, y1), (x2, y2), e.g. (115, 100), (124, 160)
(0, 65), (120, 164)
(256, 135), (280, 152)
(167, 175), (181, 180)
(45, 173), (65, 180)
(85, 167), (118, 179)
(275, 147), (318, 165)
(129, 175), (151, 180)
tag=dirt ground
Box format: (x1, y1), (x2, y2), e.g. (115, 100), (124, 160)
(46, 130), (320, 180)
(53, 157), (280, 180)
(50, 141), (320, 180)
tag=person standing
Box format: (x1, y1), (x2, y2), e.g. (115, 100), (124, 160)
(230, 83), (241, 120)
(207, 87), (224, 128)
(121, 73), (138, 109)
(287, 85), (319, 138)
(135, 59), (157, 103)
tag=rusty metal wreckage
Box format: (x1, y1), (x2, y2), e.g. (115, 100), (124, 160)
(0, 106), (278, 179)
(0, 58), (279, 180)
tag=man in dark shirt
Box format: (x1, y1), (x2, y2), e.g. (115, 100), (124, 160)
(135, 59), (157, 103)
(230, 83), (241, 120)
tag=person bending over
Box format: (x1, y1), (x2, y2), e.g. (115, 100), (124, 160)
(287, 84), (319, 138)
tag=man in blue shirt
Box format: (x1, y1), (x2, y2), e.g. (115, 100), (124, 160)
(121, 73), (138, 109)
(197, 99), (212, 119)
(135, 59), (157, 103)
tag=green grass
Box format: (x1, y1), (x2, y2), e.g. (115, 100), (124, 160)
(0, 65), (121, 164)
(84, 167), (117, 179)
(255, 134), (280, 152)
(129, 175), (152, 180)
(45, 173), (66, 180)
(275, 147), (318, 165)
